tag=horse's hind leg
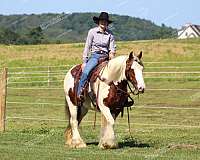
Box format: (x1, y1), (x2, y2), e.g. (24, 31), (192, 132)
(64, 97), (72, 146)
(64, 95), (86, 148)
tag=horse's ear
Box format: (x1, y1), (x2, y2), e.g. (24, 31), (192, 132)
(137, 51), (142, 59)
(129, 51), (133, 60)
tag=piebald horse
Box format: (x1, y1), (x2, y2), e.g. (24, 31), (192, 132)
(64, 52), (145, 149)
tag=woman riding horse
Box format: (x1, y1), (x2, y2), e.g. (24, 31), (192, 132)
(77, 12), (116, 101)
(64, 51), (145, 149)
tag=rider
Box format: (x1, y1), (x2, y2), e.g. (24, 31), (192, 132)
(77, 12), (116, 100)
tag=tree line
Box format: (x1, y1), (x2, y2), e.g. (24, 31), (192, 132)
(0, 13), (177, 45)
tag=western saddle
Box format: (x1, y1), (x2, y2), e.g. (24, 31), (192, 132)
(70, 58), (108, 106)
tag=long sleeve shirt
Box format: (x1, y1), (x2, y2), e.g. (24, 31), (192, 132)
(83, 27), (116, 63)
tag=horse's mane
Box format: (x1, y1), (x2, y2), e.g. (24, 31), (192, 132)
(102, 55), (128, 82)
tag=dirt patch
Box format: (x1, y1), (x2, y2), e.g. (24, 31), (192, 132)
(168, 144), (200, 150)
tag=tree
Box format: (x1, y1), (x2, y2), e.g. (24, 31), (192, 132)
(0, 28), (20, 44)
(27, 26), (44, 44)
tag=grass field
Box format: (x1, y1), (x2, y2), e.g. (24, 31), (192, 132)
(0, 38), (200, 160)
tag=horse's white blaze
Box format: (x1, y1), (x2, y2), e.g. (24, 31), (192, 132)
(132, 61), (146, 90)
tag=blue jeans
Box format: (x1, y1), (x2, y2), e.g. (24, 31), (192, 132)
(77, 52), (107, 96)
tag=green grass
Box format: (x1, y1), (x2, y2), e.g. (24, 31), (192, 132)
(1, 121), (200, 159)
(0, 38), (200, 159)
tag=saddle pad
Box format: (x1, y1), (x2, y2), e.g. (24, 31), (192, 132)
(70, 61), (108, 83)
(71, 64), (82, 79)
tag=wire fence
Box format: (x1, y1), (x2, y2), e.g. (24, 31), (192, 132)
(2, 62), (200, 129)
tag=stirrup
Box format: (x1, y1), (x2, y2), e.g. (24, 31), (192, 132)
(88, 91), (97, 107)
(76, 92), (85, 106)
(77, 96), (83, 106)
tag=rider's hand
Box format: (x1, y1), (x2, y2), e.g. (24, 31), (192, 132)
(81, 63), (86, 71)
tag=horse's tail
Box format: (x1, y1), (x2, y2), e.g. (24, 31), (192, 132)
(64, 96), (70, 122)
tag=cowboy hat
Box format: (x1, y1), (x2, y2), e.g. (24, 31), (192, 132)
(93, 12), (113, 24)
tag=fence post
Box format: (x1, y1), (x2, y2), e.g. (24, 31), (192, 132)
(48, 66), (50, 87)
(0, 68), (8, 132)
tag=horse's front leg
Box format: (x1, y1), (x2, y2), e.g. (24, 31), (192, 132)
(98, 103), (118, 149)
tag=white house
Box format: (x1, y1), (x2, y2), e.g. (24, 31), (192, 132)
(178, 24), (200, 39)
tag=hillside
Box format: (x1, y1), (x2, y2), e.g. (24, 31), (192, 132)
(0, 38), (199, 68)
(0, 13), (176, 44)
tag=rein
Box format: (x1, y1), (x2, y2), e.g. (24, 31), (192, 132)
(111, 80), (140, 134)
(92, 57), (141, 134)
(111, 81), (134, 134)
(93, 63), (108, 129)
(98, 77), (138, 134)
(110, 80), (139, 107)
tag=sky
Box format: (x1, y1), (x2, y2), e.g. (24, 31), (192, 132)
(1, 0), (200, 28)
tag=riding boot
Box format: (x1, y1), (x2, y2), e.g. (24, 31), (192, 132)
(76, 89), (85, 106)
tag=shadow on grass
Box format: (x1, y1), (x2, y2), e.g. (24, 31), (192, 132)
(86, 142), (99, 146)
(118, 140), (151, 148)
(86, 136), (151, 148)
(119, 136), (151, 148)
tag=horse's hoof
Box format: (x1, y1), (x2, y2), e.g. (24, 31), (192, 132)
(98, 141), (118, 149)
(71, 139), (87, 148)
(65, 140), (72, 146)
(75, 143), (87, 148)
(71, 142), (87, 148)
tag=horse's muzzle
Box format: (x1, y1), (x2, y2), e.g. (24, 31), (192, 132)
(138, 87), (145, 93)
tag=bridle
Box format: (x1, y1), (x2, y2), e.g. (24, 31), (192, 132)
(125, 58), (144, 95)
(93, 58), (144, 133)
(98, 58), (143, 106)
(111, 58), (143, 133)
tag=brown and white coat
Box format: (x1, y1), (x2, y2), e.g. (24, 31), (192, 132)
(64, 52), (145, 149)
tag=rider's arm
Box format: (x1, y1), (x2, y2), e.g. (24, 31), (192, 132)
(83, 29), (93, 63)
(109, 33), (116, 59)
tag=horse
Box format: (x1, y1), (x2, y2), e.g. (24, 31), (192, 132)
(63, 51), (146, 149)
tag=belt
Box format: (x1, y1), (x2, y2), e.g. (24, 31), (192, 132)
(96, 50), (108, 54)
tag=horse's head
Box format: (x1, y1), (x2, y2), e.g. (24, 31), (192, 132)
(125, 51), (145, 94)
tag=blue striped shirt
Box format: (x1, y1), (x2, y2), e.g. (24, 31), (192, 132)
(83, 27), (116, 63)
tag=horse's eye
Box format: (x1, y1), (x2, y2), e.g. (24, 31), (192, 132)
(135, 60), (140, 64)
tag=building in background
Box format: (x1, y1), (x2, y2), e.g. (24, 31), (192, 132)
(178, 23), (200, 39)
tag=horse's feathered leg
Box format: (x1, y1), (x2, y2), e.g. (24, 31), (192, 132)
(64, 101), (88, 146)
(65, 95), (86, 148)
(64, 96), (72, 146)
(98, 97), (118, 149)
